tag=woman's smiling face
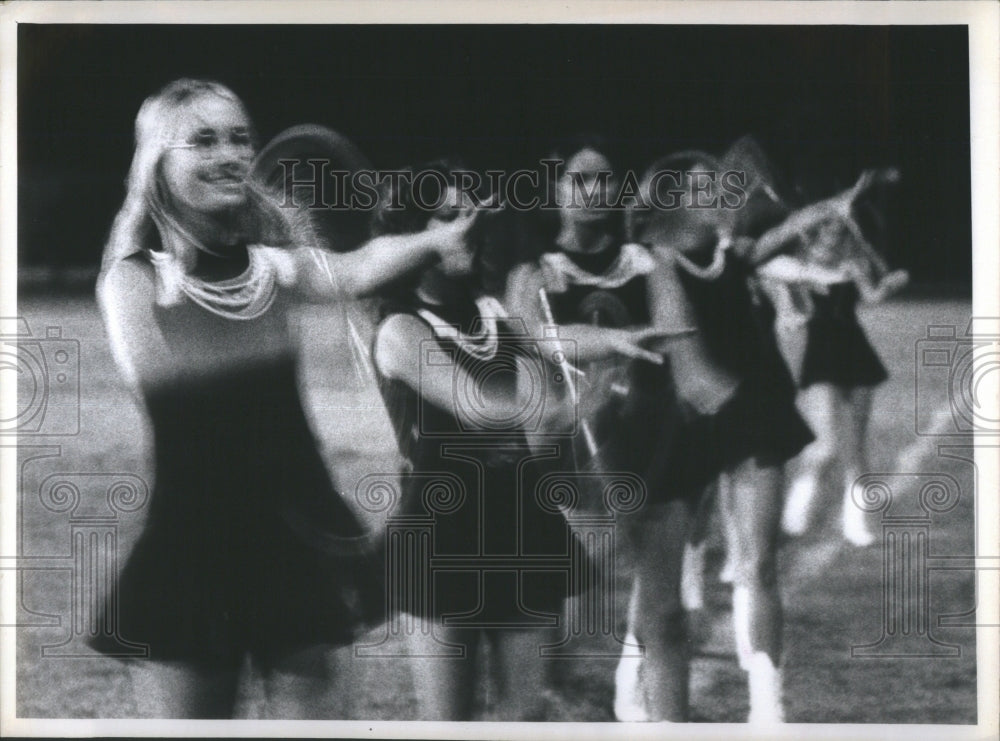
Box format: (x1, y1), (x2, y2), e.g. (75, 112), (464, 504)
(159, 94), (255, 216)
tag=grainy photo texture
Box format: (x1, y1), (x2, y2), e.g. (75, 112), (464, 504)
(2, 3), (997, 738)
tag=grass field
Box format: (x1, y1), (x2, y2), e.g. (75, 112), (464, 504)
(11, 293), (978, 723)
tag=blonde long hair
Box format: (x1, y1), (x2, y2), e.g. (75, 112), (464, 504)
(101, 79), (306, 273)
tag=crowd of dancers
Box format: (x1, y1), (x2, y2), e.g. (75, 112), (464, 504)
(90, 78), (908, 722)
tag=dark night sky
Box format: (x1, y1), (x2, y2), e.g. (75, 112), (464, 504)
(17, 24), (971, 287)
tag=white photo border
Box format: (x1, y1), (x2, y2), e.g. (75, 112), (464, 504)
(1, 2), (997, 739)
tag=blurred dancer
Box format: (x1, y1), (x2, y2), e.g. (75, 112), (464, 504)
(506, 142), (718, 721)
(630, 153), (886, 722)
(759, 208), (909, 544)
(370, 162), (583, 720)
(92, 79), (469, 717)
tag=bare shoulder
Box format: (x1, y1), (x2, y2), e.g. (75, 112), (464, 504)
(504, 260), (545, 309)
(95, 256), (163, 388)
(506, 260), (544, 291)
(373, 311), (435, 381)
(97, 256), (156, 312)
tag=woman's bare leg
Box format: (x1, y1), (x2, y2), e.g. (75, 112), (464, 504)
(682, 481), (717, 609)
(489, 628), (554, 720)
(405, 622), (479, 720)
(717, 475), (738, 583)
(256, 645), (343, 719)
(613, 578), (647, 721)
(613, 500), (693, 721)
(782, 383), (838, 536)
(127, 659), (240, 718)
(841, 385), (876, 545)
(720, 459), (785, 723)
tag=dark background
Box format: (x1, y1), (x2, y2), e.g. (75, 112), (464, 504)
(18, 24), (971, 289)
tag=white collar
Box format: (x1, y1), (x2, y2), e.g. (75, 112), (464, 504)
(416, 296), (508, 361)
(540, 243), (656, 293)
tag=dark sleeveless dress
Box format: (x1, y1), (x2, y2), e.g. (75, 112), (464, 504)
(373, 297), (587, 625)
(542, 247), (692, 501)
(656, 249), (815, 481)
(89, 274), (383, 665)
(799, 282), (888, 389)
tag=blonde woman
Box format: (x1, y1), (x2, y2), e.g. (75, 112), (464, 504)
(89, 79), (472, 718)
(760, 214), (909, 544)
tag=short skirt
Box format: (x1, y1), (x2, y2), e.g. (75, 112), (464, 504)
(641, 379), (815, 500)
(88, 359), (385, 665)
(389, 446), (592, 626)
(799, 316), (889, 389)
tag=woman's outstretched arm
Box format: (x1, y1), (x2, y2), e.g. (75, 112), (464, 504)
(504, 261), (671, 366)
(293, 209), (479, 301)
(757, 254), (846, 286)
(374, 311), (573, 433)
(849, 261), (910, 303)
(747, 169), (896, 267)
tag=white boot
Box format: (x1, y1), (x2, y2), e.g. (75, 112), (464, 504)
(781, 473), (817, 536)
(613, 632), (649, 722)
(734, 589), (785, 722)
(732, 586), (753, 670)
(681, 541), (707, 611)
(842, 475), (876, 546)
(745, 651), (785, 724)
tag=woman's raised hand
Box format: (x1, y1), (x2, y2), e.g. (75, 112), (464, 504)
(429, 207), (481, 268)
(879, 268), (910, 296)
(827, 169), (873, 220)
(836, 167), (900, 219)
(606, 327), (676, 365)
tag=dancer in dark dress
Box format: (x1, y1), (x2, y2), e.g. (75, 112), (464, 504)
(624, 152), (889, 723)
(800, 282), (890, 389)
(370, 164), (581, 720)
(92, 79), (472, 718)
(758, 215), (909, 544)
(505, 144), (722, 722)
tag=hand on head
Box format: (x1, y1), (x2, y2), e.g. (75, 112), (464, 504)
(429, 206), (482, 271)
